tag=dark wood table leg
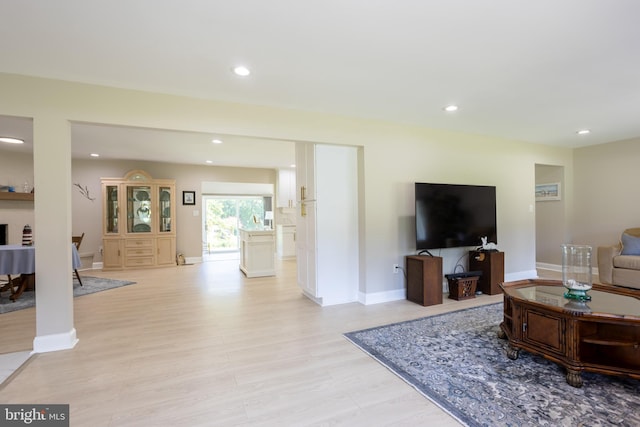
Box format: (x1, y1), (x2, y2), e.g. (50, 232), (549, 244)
(566, 369), (583, 388)
(9, 274), (33, 301)
(506, 344), (520, 360)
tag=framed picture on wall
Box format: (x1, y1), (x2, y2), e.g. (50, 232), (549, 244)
(182, 191), (196, 205)
(535, 182), (561, 202)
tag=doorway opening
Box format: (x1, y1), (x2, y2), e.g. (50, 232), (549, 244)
(202, 195), (272, 261)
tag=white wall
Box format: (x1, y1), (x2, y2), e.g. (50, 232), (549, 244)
(0, 73), (575, 301)
(535, 164), (567, 265)
(573, 137), (640, 259)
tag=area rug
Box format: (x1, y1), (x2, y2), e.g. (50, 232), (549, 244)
(0, 276), (135, 314)
(345, 303), (640, 427)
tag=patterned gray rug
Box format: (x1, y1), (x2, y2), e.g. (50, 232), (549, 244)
(0, 276), (135, 314)
(345, 303), (640, 427)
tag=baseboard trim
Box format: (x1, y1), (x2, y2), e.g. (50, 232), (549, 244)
(358, 269), (540, 305)
(359, 288), (406, 305)
(32, 328), (79, 354)
(536, 262), (600, 277)
(506, 269), (539, 282)
(536, 262), (561, 272)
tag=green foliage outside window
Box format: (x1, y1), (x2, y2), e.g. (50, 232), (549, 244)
(204, 197), (265, 251)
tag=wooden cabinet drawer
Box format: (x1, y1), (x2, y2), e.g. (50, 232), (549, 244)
(125, 256), (154, 267)
(126, 238), (153, 248)
(125, 247), (154, 257)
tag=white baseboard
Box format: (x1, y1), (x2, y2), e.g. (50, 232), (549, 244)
(358, 268), (540, 305)
(359, 288), (406, 305)
(506, 269), (539, 281)
(302, 290), (323, 305)
(32, 328), (78, 354)
(536, 262), (600, 277)
(536, 262), (561, 272)
(93, 258), (203, 270)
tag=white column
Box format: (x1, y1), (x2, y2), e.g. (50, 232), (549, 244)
(32, 115), (77, 353)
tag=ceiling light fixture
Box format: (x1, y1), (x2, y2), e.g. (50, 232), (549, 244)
(206, 160), (213, 164)
(232, 66), (251, 77)
(443, 105), (459, 112)
(0, 137), (24, 144)
(90, 153), (100, 157)
(577, 129), (591, 135)
(212, 139), (223, 144)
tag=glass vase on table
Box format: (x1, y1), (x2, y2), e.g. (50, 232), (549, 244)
(561, 244), (593, 301)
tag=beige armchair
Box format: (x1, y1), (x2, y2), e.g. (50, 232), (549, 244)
(597, 227), (640, 290)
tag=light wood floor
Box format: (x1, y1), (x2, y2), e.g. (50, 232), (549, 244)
(0, 259), (508, 426)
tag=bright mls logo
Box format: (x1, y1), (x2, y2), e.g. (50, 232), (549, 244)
(1, 405), (69, 426)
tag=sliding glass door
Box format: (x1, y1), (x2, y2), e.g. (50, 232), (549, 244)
(202, 196), (267, 254)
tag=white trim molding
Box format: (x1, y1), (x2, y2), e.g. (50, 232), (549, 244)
(32, 328), (78, 354)
(359, 288), (406, 305)
(536, 262), (600, 278)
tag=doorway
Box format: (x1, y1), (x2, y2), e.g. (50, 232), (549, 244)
(535, 164), (566, 268)
(202, 195), (271, 261)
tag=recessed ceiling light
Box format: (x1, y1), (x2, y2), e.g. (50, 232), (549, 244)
(232, 66), (251, 77)
(90, 153), (100, 157)
(206, 160), (213, 164)
(577, 129), (591, 135)
(212, 139), (223, 144)
(443, 105), (459, 112)
(290, 164), (296, 168)
(0, 137), (24, 144)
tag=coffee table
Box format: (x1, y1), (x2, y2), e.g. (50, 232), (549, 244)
(499, 279), (640, 387)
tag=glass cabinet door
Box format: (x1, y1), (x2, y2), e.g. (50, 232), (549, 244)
(127, 185), (152, 233)
(105, 185), (119, 233)
(159, 186), (172, 233)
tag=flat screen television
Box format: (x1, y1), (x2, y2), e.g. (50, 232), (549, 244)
(415, 182), (497, 250)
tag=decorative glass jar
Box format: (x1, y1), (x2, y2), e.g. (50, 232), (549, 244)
(561, 244), (593, 301)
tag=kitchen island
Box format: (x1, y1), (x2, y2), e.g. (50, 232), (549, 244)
(239, 229), (276, 278)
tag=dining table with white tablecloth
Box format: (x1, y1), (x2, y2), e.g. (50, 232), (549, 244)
(0, 244), (81, 301)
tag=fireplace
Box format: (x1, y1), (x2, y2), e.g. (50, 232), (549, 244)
(0, 224), (7, 245)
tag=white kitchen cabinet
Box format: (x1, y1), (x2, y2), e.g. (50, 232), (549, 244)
(277, 169), (296, 208)
(295, 143), (316, 203)
(276, 225), (296, 259)
(295, 143), (358, 306)
(239, 229), (276, 278)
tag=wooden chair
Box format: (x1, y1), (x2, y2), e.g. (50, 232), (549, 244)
(0, 275), (20, 300)
(72, 232), (85, 286)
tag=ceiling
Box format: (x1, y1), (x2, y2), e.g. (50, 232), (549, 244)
(1, 0), (639, 168)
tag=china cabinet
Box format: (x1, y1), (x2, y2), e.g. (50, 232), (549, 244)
(101, 170), (176, 270)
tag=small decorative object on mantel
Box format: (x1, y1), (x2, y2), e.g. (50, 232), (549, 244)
(22, 224), (33, 246)
(479, 236), (498, 251)
(561, 244), (593, 301)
